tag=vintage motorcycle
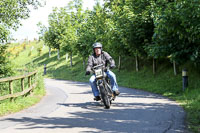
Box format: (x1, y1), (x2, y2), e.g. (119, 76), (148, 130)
(92, 64), (116, 109)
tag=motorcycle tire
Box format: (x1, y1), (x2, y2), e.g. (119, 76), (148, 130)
(99, 84), (111, 109)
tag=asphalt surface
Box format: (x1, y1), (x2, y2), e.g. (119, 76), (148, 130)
(0, 78), (188, 133)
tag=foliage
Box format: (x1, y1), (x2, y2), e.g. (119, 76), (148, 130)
(0, 45), (12, 78)
(38, 0), (84, 62)
(37, 0), (200, 66)
(76, 2), (106, 59)
(0, 0), (42, 43)
(146, 0), (200, 64)
(0, 0), (42, 77)
(103, 0), (154, 57)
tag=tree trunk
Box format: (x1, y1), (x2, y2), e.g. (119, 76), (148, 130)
(83, 58), (86, 69)
(49, 47), (51, 57)
(70, 53), (73, 67)
(118, 55), (121, 71)
(135, 55), (139, 72)
(43, 44), (45, 49)
(66, 53), (68, 63)
(153, 58), (156, 75)
(173, 60), (177, 76)
(57, 49), (60, 60)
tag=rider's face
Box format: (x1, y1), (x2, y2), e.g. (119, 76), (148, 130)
(94, 47), (101, 56)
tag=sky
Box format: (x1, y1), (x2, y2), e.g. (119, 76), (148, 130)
(11, 0), (100, 42)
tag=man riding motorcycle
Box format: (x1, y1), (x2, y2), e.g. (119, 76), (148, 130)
(85, 42), (120, 101)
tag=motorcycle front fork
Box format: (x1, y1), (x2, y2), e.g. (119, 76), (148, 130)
(97, 79), (116, 101)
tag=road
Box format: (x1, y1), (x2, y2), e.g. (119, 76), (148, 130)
(0, 78), (188, 133)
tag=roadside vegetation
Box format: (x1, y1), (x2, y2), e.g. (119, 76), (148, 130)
(0, 40), (46, 116)
(0, 73), (45, 116)
(0, 0), (45, 117)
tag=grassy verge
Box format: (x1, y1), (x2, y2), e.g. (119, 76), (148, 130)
(0, 73), (45, 116)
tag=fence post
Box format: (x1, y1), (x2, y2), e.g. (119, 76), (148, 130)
(34, 73), (36, 83)
(28, 76), (31, 87)
(21, 78), (24, 91)
(28, 76), (32, 94)
(44, 64), (47, 75)
(9, 81), (13, 102)
(0, 71), (37, 102)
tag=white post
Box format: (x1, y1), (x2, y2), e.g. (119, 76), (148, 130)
(70, 53), (73, 67)
(66, 53), (68, 62)
(136, 55), (139, 72)
(49, 47), (51, 57)
(173, 60), (177, 76)
(118, 55), (121, 71)
(57, 49), (60, 60)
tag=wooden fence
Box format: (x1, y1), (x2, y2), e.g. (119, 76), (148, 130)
(0, 71), (37, 101)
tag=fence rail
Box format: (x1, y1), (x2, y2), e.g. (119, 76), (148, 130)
(0, 71), (37, 101)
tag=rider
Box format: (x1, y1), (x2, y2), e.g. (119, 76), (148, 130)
(85, 42), (120, 101)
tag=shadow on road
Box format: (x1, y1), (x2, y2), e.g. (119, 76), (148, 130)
(4, 100), (185, 132)
(2, 79), (186, 132)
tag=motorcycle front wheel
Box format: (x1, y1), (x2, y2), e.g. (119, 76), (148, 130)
(99, 84), (110, 109)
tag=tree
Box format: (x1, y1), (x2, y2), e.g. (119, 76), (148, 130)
(76, 1), (105, 66)
(75, 9), (93, 67)
(146, 0), (200, 74)
(104, 0), (154, 71)
(0, 45), (12, 78)
(0, 0), (41, 77)
(0, 0), (42, 43)
(60, 0), (83, 66)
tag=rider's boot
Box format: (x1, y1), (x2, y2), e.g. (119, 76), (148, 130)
(94, 96), (101, 101)
(113, 90), (120, 96)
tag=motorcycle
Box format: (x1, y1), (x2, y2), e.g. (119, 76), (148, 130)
(92, 64), (116, 109)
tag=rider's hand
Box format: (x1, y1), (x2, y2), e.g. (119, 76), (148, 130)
(110, 65), (116, 69)
(85, 71), (90, 76)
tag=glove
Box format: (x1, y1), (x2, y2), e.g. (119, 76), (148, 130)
(85, 71), (90, 75)
(110, 65), (116, 69)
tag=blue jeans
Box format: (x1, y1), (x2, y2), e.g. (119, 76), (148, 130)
(89, 70), (119, 97)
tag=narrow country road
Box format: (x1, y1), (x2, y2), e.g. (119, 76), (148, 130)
(0, 78), (188, 133)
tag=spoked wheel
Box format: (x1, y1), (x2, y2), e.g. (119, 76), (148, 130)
(99, 84), (110, 109)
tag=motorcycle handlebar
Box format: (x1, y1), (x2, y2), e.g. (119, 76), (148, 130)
(92, 64), (109, 72)
(92, 64), (104, 69)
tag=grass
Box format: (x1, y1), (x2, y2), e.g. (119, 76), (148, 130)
(1, 41), (199, 132)
(0, 73), (45, 116)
